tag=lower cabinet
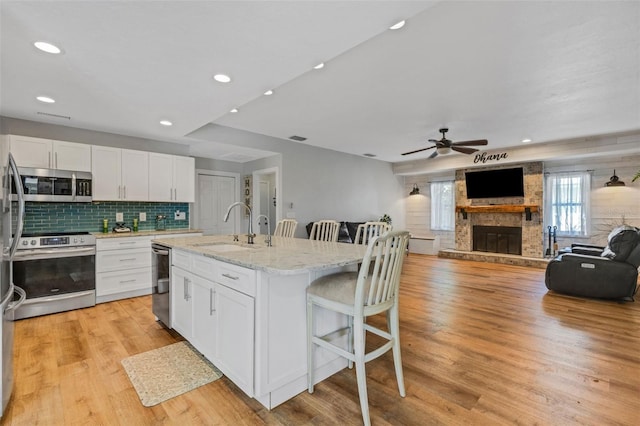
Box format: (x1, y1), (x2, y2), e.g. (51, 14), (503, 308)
(170, 266), (193, 339)
(171, 250), (255, 397)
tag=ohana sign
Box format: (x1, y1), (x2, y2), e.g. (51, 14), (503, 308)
(474, 151), (508, 164)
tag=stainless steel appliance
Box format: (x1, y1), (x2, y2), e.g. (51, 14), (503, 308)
(12, 232), (96, 320)
(12, 167), (92, 202)
(1, 154), (27, 418)
(151, 243), (171, 328)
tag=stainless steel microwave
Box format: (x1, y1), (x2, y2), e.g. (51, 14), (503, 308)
(12, 167), (92, 202)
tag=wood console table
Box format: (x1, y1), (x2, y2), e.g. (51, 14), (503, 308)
(455, 205), (540, 221)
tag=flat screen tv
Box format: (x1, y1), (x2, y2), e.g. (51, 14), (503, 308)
(465, 167), (524, 199)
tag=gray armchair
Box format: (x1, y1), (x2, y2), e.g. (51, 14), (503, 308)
(545, 226), (640, 301)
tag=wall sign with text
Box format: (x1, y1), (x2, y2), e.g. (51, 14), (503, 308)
(244, 175), (252, 216)
(474, 151), (508, 164)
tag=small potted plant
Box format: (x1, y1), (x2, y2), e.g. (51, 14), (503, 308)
(379, 214), (392, 225)
(633, 169), (639, 182)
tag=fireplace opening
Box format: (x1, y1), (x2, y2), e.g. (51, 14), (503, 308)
(473, 226), (522, 255)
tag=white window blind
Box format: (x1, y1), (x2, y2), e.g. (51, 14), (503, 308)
(545, 172), (591, 237)
(430, 180), (455, 231)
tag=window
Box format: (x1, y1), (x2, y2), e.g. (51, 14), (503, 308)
(430, 181), (455, 231)
(545, 172), (591, 237)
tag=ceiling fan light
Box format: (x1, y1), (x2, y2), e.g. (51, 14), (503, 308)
(437, 146), (451, 155)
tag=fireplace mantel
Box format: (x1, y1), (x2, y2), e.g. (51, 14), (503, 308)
(456, 204), (539, 220)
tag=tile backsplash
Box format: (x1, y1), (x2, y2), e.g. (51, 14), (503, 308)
(17, 201), (190, 234)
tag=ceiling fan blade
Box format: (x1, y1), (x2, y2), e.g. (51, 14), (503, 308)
(428, 139), (439, 143)
(452, 139), (488, 147)
(401, 145), (436, 156)
(428, 150), (439, 159)
(451, 146), (479, 155)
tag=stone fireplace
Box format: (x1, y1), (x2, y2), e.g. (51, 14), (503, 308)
(453, 162), (544, 259)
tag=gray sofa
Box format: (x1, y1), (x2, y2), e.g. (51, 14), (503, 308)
(545, 225), (640, 301)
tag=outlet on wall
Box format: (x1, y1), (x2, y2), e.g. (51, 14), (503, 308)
(116, 212), (123, 222)
(139, 212), (146, 222)
(174, 210), (186, 221)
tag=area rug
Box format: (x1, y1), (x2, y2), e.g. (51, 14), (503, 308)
(121, 341), (223, 407)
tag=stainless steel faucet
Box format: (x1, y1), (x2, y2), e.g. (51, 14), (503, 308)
(256, 214), (272, 247)
(223, 201), (255, 244)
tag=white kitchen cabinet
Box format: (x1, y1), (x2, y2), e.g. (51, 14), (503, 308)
(96, 236), (153, 303)
(171, 266), (193, 339)
(191, 275), (216, 360)
(213, 280), (254, 397)
(170, 249), (255, 397)
(148, 153), (195, 202)
(7, 135), (91, 171)
(91, 146), (149, 201)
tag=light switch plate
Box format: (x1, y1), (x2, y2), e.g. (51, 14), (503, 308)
(139, 212), (146, 222)
(116, 212), (123, 222)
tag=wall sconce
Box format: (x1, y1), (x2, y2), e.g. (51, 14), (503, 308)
(409, 183), (420, 195)
(605, 170), (625, 187)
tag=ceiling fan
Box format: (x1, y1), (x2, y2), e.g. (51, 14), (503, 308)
(401, 128), (488, 159)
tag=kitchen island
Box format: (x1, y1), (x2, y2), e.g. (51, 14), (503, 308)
(151, 234), (367, 409)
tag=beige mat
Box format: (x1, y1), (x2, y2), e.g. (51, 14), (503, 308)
(121, 341), (223, 407)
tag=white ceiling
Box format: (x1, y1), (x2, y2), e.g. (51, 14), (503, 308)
(1, 1), (639, 164)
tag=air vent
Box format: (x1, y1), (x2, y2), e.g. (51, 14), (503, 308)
(289, 135), (307, 142)
(363, 153), (377, 157)
(37, 112), (71, 120)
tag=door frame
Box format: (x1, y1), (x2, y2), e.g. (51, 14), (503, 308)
(194, 169), (241, 233)
(252, 167), (281, 230)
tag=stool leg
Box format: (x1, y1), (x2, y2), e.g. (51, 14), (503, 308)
(347, 314), (354, 369)
(307, 298), (315, 393)
(389, 305), (406, 397)
(353, 316), (371, 426)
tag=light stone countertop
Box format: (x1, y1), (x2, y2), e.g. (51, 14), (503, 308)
(92, 229), (202, 239)
(151, 234), (367, 275)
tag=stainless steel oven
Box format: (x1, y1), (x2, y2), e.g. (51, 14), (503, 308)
(12, 232), (96, 319)
(151, 243), (171, 328)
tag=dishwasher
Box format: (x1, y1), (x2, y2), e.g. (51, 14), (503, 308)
(151, 244), (171, 328)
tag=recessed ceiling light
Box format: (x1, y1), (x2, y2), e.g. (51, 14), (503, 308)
(313, 62), (324, 70)
(34, 41), (61, 54)
(160, 120), (173, 126)
(36, 96), (55, 103)
(389, 20), (406, 30)
(522, 138), (532, 143)
(213, 74), (231, 83)
(230, 108), (238, 113)
(264, 90), (273, 96)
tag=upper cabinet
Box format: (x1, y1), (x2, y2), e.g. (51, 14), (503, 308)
(7, 135), (91, 171)
(91, 146), (149, 201)
(149, 153), (195, 203)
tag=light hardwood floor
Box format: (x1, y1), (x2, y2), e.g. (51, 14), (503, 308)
(2, 255), (639, 425)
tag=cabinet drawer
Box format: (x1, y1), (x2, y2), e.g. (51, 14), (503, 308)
(97, 267), (151, 296)
(172, 249), (191, 270)
(97, 248), (151, 272)
(192, 255), (217, 280)
(97, 236), (151, 251)
(216, 262), (256, 297)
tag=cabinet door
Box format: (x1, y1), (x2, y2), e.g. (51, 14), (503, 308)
(121, 149), (149, 201)
(9, 135), (52, 168)
(52, 140), (91, 171)
(214, 282), (254, 397)
(191, 276), (216, 361)
(148, 153), (174, 201)
(171, 267), (193, 339)
(91, 146), (121, 200)
(173, 155), (195, 202)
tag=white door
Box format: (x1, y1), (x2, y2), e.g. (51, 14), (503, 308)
(173, 156), (195, 202)
(91, 146), (121, 200)
(198, 174), (236, 235)
(121, 149), (149, 201)
(148, 153), (174, 201)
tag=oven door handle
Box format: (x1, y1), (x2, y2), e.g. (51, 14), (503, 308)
(13, 247), (96, 261)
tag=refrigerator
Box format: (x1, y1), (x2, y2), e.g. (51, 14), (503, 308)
(0, 153), (26, 418)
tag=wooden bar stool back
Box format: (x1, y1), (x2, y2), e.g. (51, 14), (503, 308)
(274, 219), (298, 238)
(308, 220), (340, 242)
